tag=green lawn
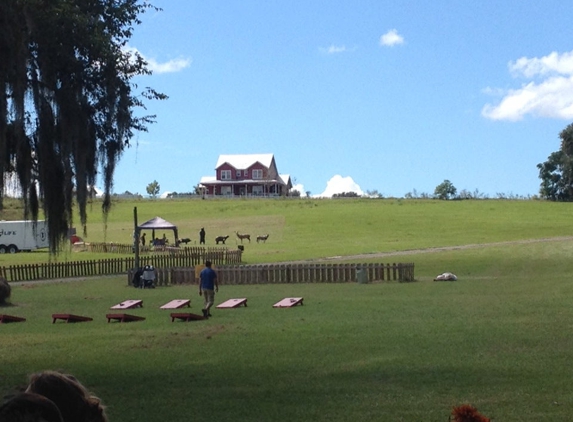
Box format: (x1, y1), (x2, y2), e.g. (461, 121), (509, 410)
(1, 198), (573, 421)
(1, 197), (572, 265)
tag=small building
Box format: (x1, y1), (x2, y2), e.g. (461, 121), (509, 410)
(199, 153), (292, 197)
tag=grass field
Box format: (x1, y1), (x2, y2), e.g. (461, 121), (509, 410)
(1, 197), (572, 265)
(1, 198), (573, 421)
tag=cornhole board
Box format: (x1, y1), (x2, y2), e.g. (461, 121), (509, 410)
(170, 312), (206, 322)
(273, 297), (304, 308)
(0, 314), (26, 323)
(160, 299), (191, 309)
(52, 314), (93, 324)
(110, 299), (143, 310)
(106, 313), (145, 323)
(216, 298), (248, 309)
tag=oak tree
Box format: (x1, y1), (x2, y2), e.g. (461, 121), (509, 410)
(538, 123), (573, 201)
(0, 0), (166, 252)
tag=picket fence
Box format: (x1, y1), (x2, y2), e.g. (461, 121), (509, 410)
(129, 262), (415, 287)
(0, 247), (242, 282)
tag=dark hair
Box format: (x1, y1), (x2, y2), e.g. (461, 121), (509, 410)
(0, 392), (64, 422)
(26, 371), (107, 422)
(205, 260), (212, 267)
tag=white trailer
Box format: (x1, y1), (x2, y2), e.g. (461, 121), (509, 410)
(0, 220), (49, 253)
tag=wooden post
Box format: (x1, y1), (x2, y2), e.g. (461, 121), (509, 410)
(134, 207), (140, 270)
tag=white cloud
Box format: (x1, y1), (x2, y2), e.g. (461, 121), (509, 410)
(321, 44), (355, 54)
(123, 45), (191, 74)
(379, 29), (404, 47)
(315, 175), (364, 198)
(147, 57), (191, 74)
(483, 50), (573, 121)
(509, 51), (573, 78)
(291, 183), (306, 195)
(328, 45), (347, 54)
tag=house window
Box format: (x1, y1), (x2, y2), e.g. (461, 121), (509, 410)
(252, 186), (263, 195)
(252, 169), (263, 180)
(244, 170), (248, 177)
(221, 186), (232, 196)
(221, 170), (231, 180)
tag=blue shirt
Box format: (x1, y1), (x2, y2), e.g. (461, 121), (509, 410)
(200, 267), (217, 290)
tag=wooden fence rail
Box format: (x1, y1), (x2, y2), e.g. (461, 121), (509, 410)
(85, 242), (239, 256)
(0, 247), (242, 282)
(129, 262), (415, 286)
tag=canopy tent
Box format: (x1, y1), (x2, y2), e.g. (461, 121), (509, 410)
(137, 216), (178, 245)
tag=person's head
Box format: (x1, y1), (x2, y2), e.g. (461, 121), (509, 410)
(0, 392), (63, 422)
(205, 260), (212, 267)
(26, 371), (107, 422)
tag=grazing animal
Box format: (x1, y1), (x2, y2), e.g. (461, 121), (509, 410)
(215, 235), (229, 244)
(256, 234), (269, 243)
(235, 231), (251, 243)
(178, 238), (191, 245)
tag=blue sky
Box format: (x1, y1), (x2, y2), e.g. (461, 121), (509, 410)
(111, 0), (573, 198)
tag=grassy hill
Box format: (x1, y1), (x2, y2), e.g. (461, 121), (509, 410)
(1, 197), (573, 421)
(1, 197), (572, 266)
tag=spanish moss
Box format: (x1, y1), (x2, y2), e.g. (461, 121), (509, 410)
(0, 0), (166, 253)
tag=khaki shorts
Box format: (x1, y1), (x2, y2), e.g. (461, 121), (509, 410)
(202, 289), (215, 309)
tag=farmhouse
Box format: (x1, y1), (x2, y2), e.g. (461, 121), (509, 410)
(199, 154), (292, 197)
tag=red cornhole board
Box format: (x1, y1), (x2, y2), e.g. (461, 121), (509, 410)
(160, 299), (191, 309)
(111, 299), (143, 310)
(52, 314), (93, 324)
(0, 314), (26, 323)
(170, 312), (206, 322)
(273, 297), (304, 308)
(216, 298), (248, 309)
(106, 313), (145, 323)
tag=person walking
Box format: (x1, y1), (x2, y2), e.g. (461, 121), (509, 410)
(140, 233), (146, 247)
(199, 260), (218, 318)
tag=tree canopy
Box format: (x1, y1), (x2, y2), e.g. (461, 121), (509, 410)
(0, 0), (166, 253)
(538, 123), (573, 201)
(434, 180), (457, 200)
(146, 180), (160, 198)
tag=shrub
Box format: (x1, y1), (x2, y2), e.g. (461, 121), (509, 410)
(0, 277), (11, 304)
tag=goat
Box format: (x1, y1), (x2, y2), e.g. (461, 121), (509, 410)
(235, 231), (251, 243)
(215, 235), (229, 244)
(177, 238), (191, 245)
(256, 234), (269, 243)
